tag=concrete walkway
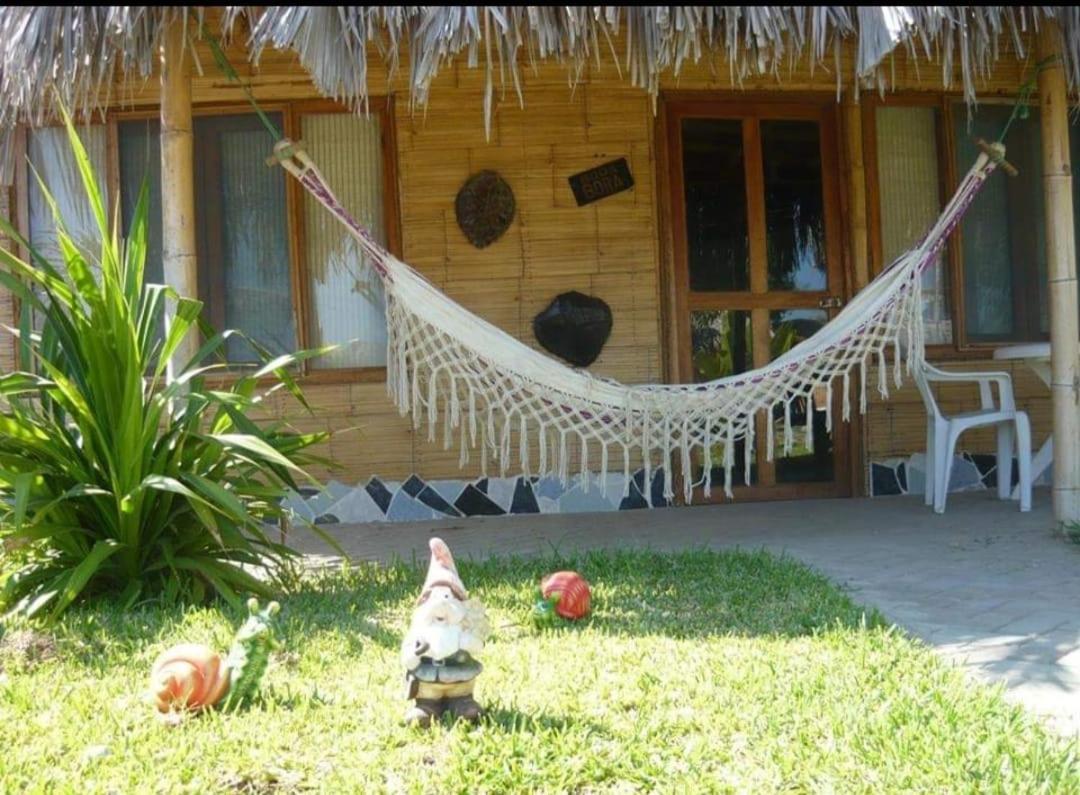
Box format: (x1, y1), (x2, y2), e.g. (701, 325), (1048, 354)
(291, 490), (1080, 736)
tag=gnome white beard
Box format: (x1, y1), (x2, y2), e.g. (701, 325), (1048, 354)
(424, 624), (463, 661)
(401, 585), (490, 670)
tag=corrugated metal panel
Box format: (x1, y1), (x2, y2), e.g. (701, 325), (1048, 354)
(875, 106), (952, 344)
(302, 113), (388, 369)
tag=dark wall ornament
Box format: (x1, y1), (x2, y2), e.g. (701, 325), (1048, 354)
(568, 158), (634, 206)
(455, 170), (516, 248)
(533, 291), (613, 368)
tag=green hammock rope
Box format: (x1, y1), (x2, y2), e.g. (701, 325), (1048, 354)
(201, 24), (283, 143)
(997, 56), (1056, 143)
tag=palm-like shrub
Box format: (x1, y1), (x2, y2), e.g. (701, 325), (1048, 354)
(0, 111), (330, 621)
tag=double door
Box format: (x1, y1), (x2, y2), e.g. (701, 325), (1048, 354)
(666, 100), (851, 499)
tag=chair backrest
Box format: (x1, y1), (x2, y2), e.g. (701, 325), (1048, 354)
(913, 360), (943, 421)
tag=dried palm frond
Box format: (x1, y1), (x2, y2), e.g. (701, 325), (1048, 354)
(0, 6), (1078, 143)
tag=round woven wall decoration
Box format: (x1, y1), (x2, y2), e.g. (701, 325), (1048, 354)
(455, 170), (516, 248)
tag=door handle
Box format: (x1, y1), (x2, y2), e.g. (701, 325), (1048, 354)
(818, 295), (844, 309)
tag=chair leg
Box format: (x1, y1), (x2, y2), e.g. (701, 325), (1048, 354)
(924, 421), (936, 507)
(934, 423), (960, 514)
(1015, 412), (1032, 513)
(996, 422), (1014, 501)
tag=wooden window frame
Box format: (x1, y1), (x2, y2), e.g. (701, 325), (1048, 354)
(863, 92), (1048, 358)
(93, 97), (400, 385)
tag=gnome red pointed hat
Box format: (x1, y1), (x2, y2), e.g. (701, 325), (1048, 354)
(420, 537), (467, 601)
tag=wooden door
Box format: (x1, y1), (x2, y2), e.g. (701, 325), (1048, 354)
(665, 99), (851, 501)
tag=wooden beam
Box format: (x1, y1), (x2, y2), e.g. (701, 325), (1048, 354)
(1037, 22), (1080, 523)
(841, 100), (870, 291)
(841, 99), (869, 496)
(160, 19), (199, 378)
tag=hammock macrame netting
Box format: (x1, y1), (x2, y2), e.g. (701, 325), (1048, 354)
(273, 140), (1003, 504)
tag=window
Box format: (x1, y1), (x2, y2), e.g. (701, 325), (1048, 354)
(869, 99), (1080, 349)
(27, 124), (110, 274)
(873, 105), (952, 344)
(26, 100), (396, 374)
(299, 112), (389, 369)
(950, 104), (1047, 342)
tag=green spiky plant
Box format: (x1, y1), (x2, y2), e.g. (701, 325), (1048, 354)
(0, 107), (333, 622)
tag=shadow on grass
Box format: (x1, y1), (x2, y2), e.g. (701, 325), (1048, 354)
(480, 704), (610, 736)
(13, 547), (887, 674)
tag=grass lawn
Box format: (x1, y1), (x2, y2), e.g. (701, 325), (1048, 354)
(1, 548), (1077, 793)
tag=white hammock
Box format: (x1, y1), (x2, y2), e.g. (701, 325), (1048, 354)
(274, 140), (1003, 503)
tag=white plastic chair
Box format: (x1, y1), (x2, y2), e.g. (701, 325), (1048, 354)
(914, 362), (1031, 514)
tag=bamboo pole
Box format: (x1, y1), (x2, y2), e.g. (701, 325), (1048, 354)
(160, 19), (199, 379)
(1037, 22), (1080, 523)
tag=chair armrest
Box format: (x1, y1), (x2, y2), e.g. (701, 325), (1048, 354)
(921, 364), (1015, 411)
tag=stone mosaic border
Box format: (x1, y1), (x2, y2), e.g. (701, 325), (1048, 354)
(277, 452), (1049, 524)
(869, 452), (1052, 497)
(281, 469), (670, 525)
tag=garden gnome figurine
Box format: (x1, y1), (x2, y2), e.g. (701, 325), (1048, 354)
(401, 537), (490, 726)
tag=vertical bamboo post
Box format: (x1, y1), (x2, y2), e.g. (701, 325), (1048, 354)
(1038, 22), (1080, 523)
(160, 19), (199, 379)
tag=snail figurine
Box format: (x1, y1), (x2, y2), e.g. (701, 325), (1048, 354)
(532, 571), (591, 627)
(150, 598), (280, 714)
(401, 538), (490, 727)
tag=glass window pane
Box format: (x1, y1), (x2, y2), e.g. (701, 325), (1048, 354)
(117, 119), (164, 286)
(691, 309), (754, 486)
(302, 112), (388, 369)
(953, 104), (1045, 342)
(875, 106), (952, 344)
(195, 113), (295, 362)
(761, 120), (827, 292)
(681, 119), (749, 291)
(27, 125), (109, 271)
(770, 309), (833, 483)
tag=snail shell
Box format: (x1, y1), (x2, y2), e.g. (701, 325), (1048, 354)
(149, 643), (230, 713)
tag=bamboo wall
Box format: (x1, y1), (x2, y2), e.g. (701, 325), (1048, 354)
(0, 32), (1054, 493)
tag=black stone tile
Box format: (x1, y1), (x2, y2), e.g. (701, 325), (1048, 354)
(968, 453), (999, 488)
(314, 513), (339, 525)
(619, 478), (649, 510)
(871, 463), (902, 496)
(454, 484), (505, 516)
(896, 462), (908, 493)
(402, 474), (426, 498)
(510, 478), (540, 514)
(298, 486), (321, 499)
(416, 486), (462, 517)
(365, 477), (393, 514)
(650, 469), (669, 508)
(628, 468), (668, 508)
(474, 477), (489, 494)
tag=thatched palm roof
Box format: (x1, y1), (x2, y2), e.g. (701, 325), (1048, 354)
(0, 6), (1077, 131)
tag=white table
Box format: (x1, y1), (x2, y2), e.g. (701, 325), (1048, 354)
(993, 342), (1051, 496)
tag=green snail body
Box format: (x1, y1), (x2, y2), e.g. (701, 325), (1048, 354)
(222, 598), (280, 707)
